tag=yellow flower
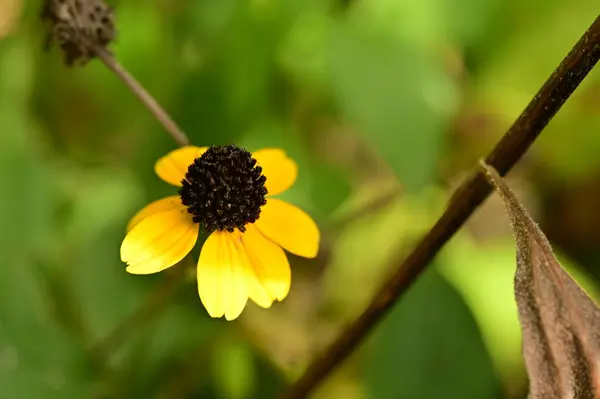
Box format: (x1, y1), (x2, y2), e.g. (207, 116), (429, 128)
(120, 145), (320, 320)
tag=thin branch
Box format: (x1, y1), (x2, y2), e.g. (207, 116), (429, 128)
(329, 185), (401, 232)
(279, 15), (600, 399)
(93, 46), (190, 147)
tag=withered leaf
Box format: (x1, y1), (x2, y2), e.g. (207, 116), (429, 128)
(479, 161), (600, 399)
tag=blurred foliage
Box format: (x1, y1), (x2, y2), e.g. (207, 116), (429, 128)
(366, 268), (500, 399)
(1, 0), (600, 398)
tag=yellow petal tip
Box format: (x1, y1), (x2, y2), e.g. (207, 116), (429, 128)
(206, 310), (225, 319)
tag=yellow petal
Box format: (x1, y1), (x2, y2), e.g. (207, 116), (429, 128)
(230, 230), (274, 309)
(127, 196), (183, 232)
(242, 225), (291, 301)
(255, 199), (320, 258)
(121, 206), (199, 275)
(155, 146), (207, 186)
(253, 149), (297, 196)
(197, 232), (249, 320)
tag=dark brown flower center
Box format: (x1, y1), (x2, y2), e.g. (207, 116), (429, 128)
(179, 145), (267, 233)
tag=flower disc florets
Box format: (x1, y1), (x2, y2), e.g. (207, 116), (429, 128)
(179, 145), (268, 233)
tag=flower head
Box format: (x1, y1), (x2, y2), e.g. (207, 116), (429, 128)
(121, 145), (320, 320)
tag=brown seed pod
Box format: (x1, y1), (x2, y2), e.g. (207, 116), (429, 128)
(41, 0), (116, 66)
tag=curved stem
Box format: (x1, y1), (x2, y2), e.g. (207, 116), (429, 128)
(93, 46), (190, 147)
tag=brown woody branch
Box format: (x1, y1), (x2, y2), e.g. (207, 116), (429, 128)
(280, 15), (600, 399)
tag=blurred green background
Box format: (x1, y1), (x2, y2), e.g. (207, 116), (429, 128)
(1, 0), (600, 398)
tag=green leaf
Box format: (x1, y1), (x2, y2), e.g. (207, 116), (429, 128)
(278, 3), (335, 89)
(213, 336), (256, 399)
(212, 333), (286, 399)
(251, 348), (287, 399)
(474, 2), (600, 181)
(438, 238), (525, 389)
(327, 21), (456, 191)
(174, 0), (295, 144)
(366, 268), (501, 399)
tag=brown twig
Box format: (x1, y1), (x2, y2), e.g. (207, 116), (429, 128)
(279, 15), (600, 399)
(93, 46), (190, 147)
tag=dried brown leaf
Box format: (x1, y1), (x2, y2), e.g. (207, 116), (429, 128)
(479, 161), (600, 399)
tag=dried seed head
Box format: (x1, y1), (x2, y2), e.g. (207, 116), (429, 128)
(41, 0), (115, 66)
